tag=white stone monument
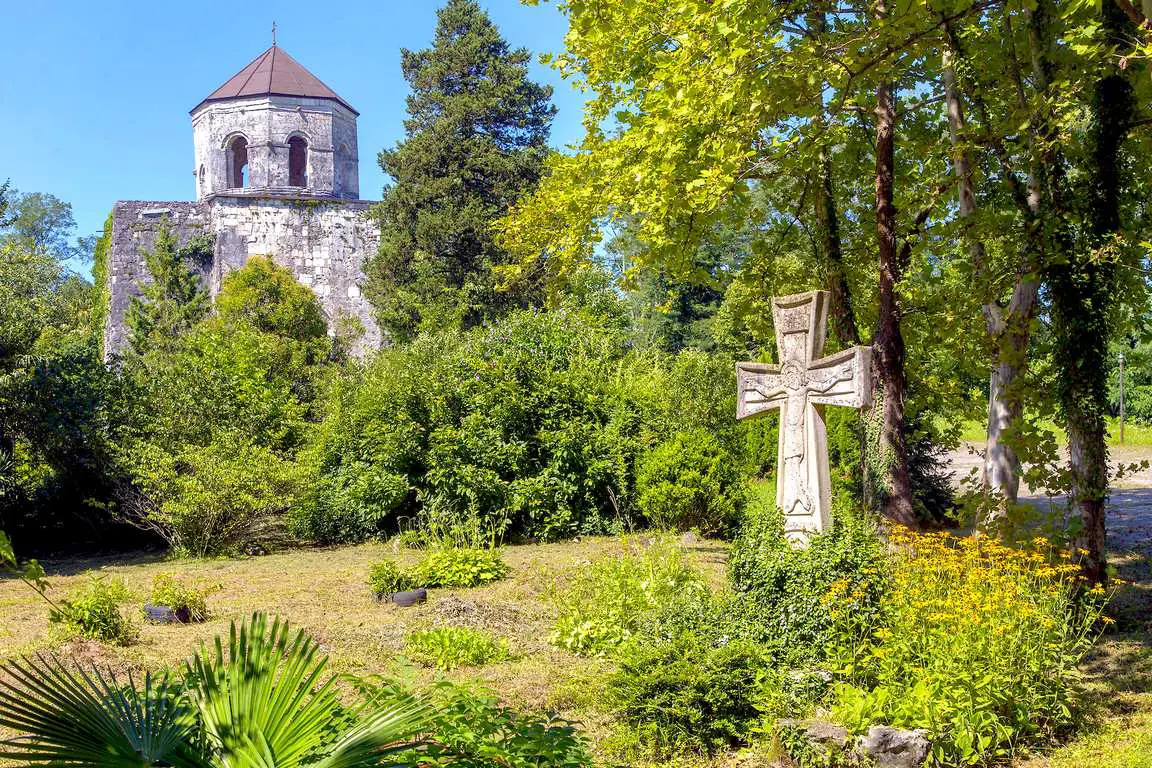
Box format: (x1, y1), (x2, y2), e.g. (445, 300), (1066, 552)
(736, 291), (871, 541)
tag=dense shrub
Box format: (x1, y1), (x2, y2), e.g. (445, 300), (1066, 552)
(727, 499), (888, 667)
(830, 529), (1106, 766)
(49, 576), (136, 644)
(607, 629), (775, 759)
(635, 428), (745, 535)
(297, 308), (750, 545)
(551, 537), (705, 656)
(414, 547), (508, 588)
(406, 626), (510, 670)
(128, 434), (301, 557)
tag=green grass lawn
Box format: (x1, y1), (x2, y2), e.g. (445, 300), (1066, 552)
(952, 416), (1152, 447)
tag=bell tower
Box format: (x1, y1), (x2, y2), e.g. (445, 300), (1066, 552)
(190, 45), (360, 201)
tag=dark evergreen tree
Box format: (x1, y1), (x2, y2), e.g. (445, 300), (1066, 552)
(125, 222), (211, 355)
(365, 0), (555, 341)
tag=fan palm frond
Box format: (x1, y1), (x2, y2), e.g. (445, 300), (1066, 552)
(187, 612), (428, 768)
(0, 653), (207, 768)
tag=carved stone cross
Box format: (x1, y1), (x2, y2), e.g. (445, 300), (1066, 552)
(736, 291), (871, 541)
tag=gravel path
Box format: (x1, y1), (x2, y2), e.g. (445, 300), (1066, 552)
(946, 442), (1152, 557)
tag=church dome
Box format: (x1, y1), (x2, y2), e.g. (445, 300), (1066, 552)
(192, 45), (358, 116)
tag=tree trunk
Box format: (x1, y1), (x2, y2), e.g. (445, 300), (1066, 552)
(815, 151), (860, 349)
(1048, 0), (1135, 583)
(872, 72), (916, 527)
(808, 10), (860, 350)
(941, 46), (1037, 521)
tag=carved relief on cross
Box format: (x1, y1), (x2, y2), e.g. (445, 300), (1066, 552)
(736, 291), (871, 542)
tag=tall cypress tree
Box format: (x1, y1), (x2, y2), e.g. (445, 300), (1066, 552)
(365, 0), (555, 341)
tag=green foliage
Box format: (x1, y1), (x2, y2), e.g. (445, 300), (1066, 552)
(0, 612), (592, 767)
(0, 657), (201, 768)
(550, 537), (705, 656)
(367, 559), (416, 596)
(635, 428), (745, 536)
(727, 503), (888, 667)
(129, 433), (301, 557)
(148, 573), (214, 622)
(49, 575), (136, 645)
(405, 626), (510, 670)
(607, 629), (775, 759)
(829, 530), (1107, 767)
(366, 678), (593, 767)
(125, 222), (211, 355)
(1, 613), (428, 767)
(365, 0), (555, 340)
(215, 255), (328, 343)
(414, 547), (507, 588)
(116, 258), (331, 556)
(298, 307), (751, 545)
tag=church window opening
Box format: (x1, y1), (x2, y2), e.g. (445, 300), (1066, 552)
(228, 136), (249, 188)
(198, 165), (206, 195)
(288, 136), (308, 187)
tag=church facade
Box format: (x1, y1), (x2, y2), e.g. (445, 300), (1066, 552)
(103, 45), (382, 357)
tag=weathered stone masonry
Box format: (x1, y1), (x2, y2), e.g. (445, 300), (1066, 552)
(104, 197), (381, 357)
(103, 45), (382, 358)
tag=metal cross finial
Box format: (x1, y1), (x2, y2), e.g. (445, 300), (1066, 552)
(272, 21), (277, 47)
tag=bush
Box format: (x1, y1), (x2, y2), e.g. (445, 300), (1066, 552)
(414, 547), (508, 588)
(49, 576), (136, 644)
(635, 428), (745, 536)
(128, 434), (301, 557)
(405, 626), (511, 670)
(727, 501), (888, 667)
(607, 629), (776, 758)
(298, 310), (753, 546)
(147, 573), (213, 622)
(367, 559), (417, 596)
(830, 528), (1107, 766)
(551, 537), (705, 656)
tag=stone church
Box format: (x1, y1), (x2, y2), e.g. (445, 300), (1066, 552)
(103, 45), (381, 357)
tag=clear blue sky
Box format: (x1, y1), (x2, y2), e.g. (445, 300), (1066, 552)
(0, 0), (584, 254)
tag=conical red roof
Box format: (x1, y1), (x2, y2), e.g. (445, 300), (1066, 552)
(193, 46), (357, 115)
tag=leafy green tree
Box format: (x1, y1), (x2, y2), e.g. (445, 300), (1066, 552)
(364, 0), (555, 341)
(115, 259), (330, 555)
(125, 222), (211, 354)
(0, 192), (120, 549)
(0, 189), (77, 258)
(216, 255), (327, 342)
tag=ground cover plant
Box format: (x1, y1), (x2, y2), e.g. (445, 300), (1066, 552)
(405, 626), (511, 670)
(550, 536), (707, 657)
(148, 572), (214, 622)
(829, 528), (1109, 766)
(413, 547), (508, 588)
(47, 575), (136, 645)
(367, 558), (417, 597)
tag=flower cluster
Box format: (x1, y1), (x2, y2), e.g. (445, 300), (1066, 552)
(831, 526), (1110, 766)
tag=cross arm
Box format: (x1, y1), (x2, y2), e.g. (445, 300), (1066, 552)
(807, 346), (872, 409)
(736, 362), (787, 420)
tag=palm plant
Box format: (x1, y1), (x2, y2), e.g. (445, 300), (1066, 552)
(0, 613), (429, 767)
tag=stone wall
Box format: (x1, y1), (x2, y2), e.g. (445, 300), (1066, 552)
(104, 195), (381, 359)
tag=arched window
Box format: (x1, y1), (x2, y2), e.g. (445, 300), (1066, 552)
(288, 136), (308, 187)
(228, 136), (249, 188)
(198, 165), (206, 195)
